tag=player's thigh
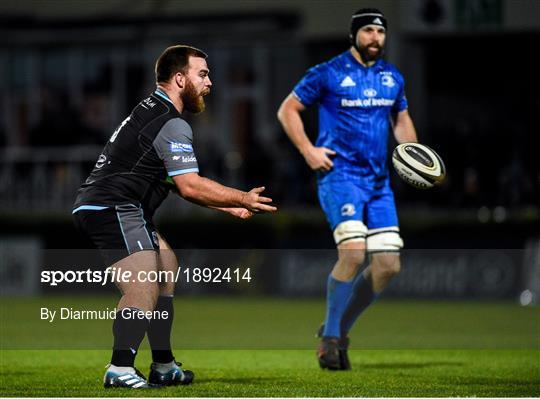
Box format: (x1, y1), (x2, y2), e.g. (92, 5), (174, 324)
(365, 184), (403, 254)
(365, 184), (399, 231)
(74, 204), (160, 267)
(112, 249), (160, 295)
(318, 180), (369, 247)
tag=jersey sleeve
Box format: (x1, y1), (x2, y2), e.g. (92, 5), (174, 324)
(292, 63), (327, 107)
(392, 77), (408, 113)
(153, 118), (199, 176)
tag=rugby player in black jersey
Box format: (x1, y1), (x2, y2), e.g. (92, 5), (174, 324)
(73, 45), (277, 389)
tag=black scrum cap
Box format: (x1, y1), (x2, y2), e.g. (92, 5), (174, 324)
(349, 8), (387, 46)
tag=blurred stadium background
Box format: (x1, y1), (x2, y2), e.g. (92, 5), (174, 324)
(1, 0), (540, 310)
(1, 1), (539, 396)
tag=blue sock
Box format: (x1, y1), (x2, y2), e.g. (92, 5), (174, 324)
(322, 275), (353, 338)
(340, 272), (379, 335)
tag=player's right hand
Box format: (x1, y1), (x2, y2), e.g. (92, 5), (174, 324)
(241, 186), (277, 213)
(303, 146), (336, 172)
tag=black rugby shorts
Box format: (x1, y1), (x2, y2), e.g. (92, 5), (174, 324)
(73, 204), (160, 266)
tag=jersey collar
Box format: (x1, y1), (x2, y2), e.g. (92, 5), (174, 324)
(154, 88), (174, 105)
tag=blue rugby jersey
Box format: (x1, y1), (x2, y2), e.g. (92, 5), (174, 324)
(293, 50), (408, 185)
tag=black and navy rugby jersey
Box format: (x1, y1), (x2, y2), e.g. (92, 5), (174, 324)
(73, 89), (198, 217)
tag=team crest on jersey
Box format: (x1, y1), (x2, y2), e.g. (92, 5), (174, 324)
(170, 142), (193, 153)
(381, 74), (395, 87)
(340, 76), (356, 87)
(341, 203), (356, 217)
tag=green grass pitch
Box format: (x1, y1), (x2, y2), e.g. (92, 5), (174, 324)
(1, 297), (539, 396)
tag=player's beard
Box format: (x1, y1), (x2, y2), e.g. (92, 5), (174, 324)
(358, 42), (384, 63)
(182, 78), (209, 114)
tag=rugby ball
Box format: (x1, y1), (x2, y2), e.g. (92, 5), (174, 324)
(392, 143), (446, 189)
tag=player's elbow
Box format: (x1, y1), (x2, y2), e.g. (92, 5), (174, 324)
(277, 97), (298, 124)
(276, 103), (287, 124)
(173, 174), (200, 201)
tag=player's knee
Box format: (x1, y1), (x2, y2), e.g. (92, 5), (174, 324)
(132, 282), (160, 310)
(334, 248), (365, 280)
(334, 221), (367, 280)
(338, 249), (365, 269)
(373, 255), (401, 279)
(159, 281), (175, 296)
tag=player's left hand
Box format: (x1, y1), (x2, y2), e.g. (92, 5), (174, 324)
(227, 207), (254, 219)
(303, 146), (336, 172)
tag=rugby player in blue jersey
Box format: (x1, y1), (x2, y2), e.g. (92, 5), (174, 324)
(278, 8), (418, 370)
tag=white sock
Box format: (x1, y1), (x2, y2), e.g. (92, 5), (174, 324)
(107, 364), (137, 375)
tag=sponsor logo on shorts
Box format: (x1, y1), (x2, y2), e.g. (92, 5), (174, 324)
(170, 142), (193, 153)
(341, 203), (356, 216)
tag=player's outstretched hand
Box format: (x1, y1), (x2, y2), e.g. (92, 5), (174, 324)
(227, 208), (254, 219)
(303, 146), (336, 172)
(242, 187), (277, 213)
